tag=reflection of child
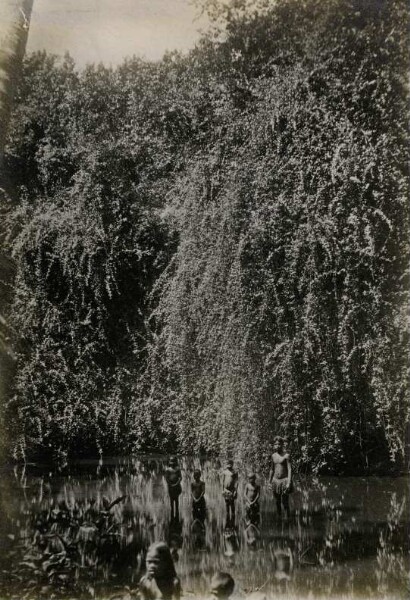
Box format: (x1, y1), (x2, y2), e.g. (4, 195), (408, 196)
(245, 522), (260, 549)
(222, 460), (238, 523)
(244, 473), (260, 524)
(139, 542), (181, 600)
(269, 437), (292, 518)
(274, 547), (294, 581)
(223, 526), (239, 558)
(167, 518), (182, 563)
(191, 517), (206, 551)
(164, 457), (182, 519)
(210, 572), (235, 599)
(191, 469), (206, 520)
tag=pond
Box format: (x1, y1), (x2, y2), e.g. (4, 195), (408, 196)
(0, 457), (408, 599)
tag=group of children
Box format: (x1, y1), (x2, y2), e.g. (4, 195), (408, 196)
(138, 436), (292, 599)
(165, 436), (292, 524)
(140, 538), (292, 600)
(140, 541), (235, 600)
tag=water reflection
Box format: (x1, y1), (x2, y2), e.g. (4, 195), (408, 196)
(244, 522), (260, 550)
(223, 525), (239, 559)
(0, 459), (408, 599)
(167, 516), (183, 563)
(273, 545), (293, 582)
(190, 518), (207, 553)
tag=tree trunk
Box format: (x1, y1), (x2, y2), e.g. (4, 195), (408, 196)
(0, 0), (34, 458)
(0, 0), (33, 156)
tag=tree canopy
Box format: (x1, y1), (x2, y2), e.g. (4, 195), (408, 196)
(4, 0), (409, 472)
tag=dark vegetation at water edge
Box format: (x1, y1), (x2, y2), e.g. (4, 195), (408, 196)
(2, 0), (409, 472)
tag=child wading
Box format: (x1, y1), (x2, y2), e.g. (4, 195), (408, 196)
(139, 542), (181, 600)
(269, 436), (293, 518)
(244, 472), (260, 525)
(164, 457), (182, 520)
(222, 459), (238, 524)
(191, 469), (206, 520)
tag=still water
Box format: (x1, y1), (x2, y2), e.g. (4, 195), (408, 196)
(0, 457), (408, 599)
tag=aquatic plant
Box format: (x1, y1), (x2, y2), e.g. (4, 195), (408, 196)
(1, 490), (135, 598)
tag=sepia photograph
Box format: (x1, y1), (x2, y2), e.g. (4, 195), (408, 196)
(0, 1), (409, 599)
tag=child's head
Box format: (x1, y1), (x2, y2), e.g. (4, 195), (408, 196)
(169, 456), (178, 467)
(226, 459), (233, 469)
(193, 469), (201, 481)
(248, 472), (256, 484)
(210, 572), (235, 599)
(146, 542), (176, 579)
(273, 436), (284, 451)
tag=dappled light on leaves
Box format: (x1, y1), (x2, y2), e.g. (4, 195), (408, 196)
(2, 0), (409, 471)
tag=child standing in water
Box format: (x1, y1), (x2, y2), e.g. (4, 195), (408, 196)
(222, 459), (238, 524)
(139, 542), (181, 600)
(164, 457), (182, 520)
(269, 436), (292, 518)
(191, 469), (206, 520)
(244, 472), (260, 525)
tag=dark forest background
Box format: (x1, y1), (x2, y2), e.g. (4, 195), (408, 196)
(2, 0), (409, 473)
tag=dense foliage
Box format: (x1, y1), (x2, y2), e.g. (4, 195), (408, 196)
(3, 0), (409, 471)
